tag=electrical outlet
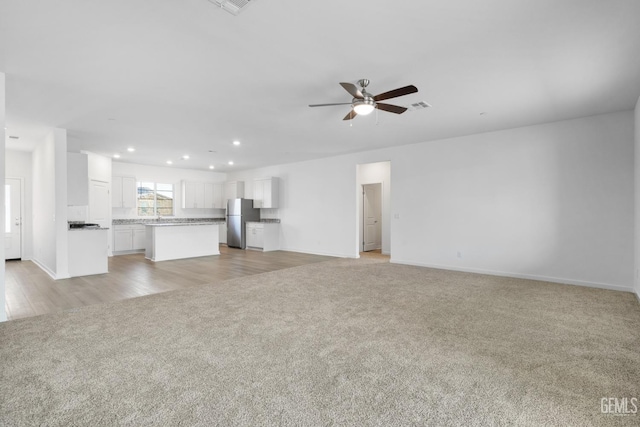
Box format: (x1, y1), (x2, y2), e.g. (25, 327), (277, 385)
(394, 213), (400, 219)
(457, 251), (462, 258)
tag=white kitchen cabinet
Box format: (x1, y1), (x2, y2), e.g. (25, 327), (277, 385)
(113, 224), (146, 253)
(253, 177), (279, 208)
(112, 176), (136, 208)
(246, 222), (263, 249)
(219, 223), (227, 244)
(68, 229), (108, 277)
(213, 183), (224, 208)
(182, 181), (200, 209)
(67, 153), (89, 206)
(89, 180), (110, 227)
(132, 228), (146, 249)
(245, 222), (280, 251)
(67, 152), (111, 227)
(204, 183), (214, 208)
(114, 229), (133, 251)
(182, 181), (221, 209)
(225, 181), (245, 202)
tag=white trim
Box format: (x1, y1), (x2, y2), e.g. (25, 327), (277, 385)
(279, 247), (357, 259)
(635, 290), (640, 304)
(31, 258), (57, 280)
(390, 258), (634, 293)
(31, 258), (71, 280)
(5, 176), (25, 260)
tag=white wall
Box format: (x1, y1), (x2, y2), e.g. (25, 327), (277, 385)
(111, 162), (227, 219)
(6, 150), (33, 260)
(635, 95), (640, 300)
(391, 111), (633, 291)
(357, 161), (391, 255)
(32, 129), (68, 279)
(229, 110), (634, 291)
(0, 72), (6, 321)
(228, 158), (359, 258)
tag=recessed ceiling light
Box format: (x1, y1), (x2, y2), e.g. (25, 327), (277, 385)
(233, 140), (241, 146)
(209, 165), (215, 170)
(127, 147), (135, 152)
(228, 161), (234, 165)
(113, 153), (121, 158)
(182, 155), (190, 160)
(166, 160), (173, 165)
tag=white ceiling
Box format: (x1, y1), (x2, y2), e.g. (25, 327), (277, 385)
(2, 0), (640, 172)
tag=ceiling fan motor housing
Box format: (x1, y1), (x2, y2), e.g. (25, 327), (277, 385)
(353, 97), (375, 107)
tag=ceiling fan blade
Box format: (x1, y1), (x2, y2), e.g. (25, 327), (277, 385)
(373, 85), (418, 102)
(343, 110), (357, 121)
(376, 103), (408, 114)
(340, 82), (364, 99)
(309, 102), (353, 107)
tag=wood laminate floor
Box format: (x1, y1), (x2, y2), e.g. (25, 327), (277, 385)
(4, 246), (335, 321)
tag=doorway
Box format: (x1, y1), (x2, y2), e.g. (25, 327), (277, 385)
(5, 178), (22, 260)
(362, 183), (382, 252)
(357, 161), (390, 256)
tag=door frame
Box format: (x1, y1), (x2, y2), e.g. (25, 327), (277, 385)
(361, 183), (382, 252)
(356, 161), (391, 257)
(5, 176), (25, 260)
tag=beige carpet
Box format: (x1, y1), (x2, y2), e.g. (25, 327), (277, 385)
(1, 256), (639, 426)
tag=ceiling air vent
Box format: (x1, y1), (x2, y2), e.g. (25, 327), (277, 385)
(407, 101), (432, 111)
(208, 0), (255, 16)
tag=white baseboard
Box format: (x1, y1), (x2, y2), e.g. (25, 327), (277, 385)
(390, 259), (634, 293)
(279, 246), (357, 259)
(31, 258), (58, 280)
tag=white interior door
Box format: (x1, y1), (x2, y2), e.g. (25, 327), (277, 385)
(89, 180), (110, 227)
(5, 178), (22, 260)
(363, 183), (382, 252)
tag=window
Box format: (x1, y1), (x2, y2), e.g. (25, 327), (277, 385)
(137, 182), (174, 217)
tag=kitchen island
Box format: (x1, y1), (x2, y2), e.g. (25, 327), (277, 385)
(145, 222), (220, 262)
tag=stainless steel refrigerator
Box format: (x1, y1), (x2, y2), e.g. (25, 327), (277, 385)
(226, 198), (260, 249)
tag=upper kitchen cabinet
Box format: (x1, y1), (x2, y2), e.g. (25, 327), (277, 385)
(112, 176), (136, 208)
(182, 181), (225, 209)
(225, 181), (245, 202)
(67, 152), (112, 206)
(253, 177), (279, 208)
(68, 153), (89, 206)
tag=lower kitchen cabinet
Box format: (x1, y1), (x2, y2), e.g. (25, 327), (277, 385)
(113, 224), (147, 253)
(246, 222), (279, 251)
(68, 229), (108, 277)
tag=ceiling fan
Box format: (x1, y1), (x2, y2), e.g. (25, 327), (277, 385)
(309, 79), (418, 120)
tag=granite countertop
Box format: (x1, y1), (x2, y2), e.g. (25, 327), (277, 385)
(68, 221), (109, 231)
(68, 227), (110, 231)
(145, 222), (219, 227)
(113, 218), (226, 225)
(246, 219), (281, 224)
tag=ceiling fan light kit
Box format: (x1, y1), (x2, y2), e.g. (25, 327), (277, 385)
(309, 78), (419, 120)
(353, 99), (375, 116)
